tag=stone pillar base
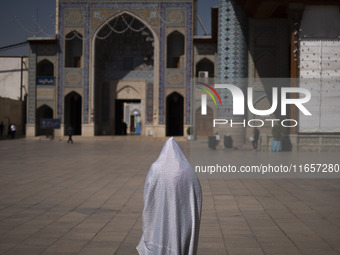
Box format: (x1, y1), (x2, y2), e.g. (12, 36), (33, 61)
(54, 124), (64, 138)
(26, 124), (35, 137)
(289, 134), (298, 152)
(82, 124), (95, 137)
(149, 125), (165, 137)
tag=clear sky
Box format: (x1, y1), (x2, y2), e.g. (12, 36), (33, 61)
(0, 0), (218, 56)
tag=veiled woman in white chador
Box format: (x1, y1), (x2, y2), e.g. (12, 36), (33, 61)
(137, 137), (202, 255)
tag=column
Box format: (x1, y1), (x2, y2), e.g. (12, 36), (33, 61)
(288, 4), (304, 135)
(218, 0), (248, 79)
(217, 0), (248, 147)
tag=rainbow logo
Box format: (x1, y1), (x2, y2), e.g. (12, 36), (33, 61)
(196, 82), (223, 106)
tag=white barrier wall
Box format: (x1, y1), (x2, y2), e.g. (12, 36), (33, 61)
(299, 6), (340, 133)
(0, 57), (28, 100)
(299, 40), (340, 133)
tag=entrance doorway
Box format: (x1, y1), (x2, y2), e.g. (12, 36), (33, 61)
(130, 115), (135, 133)
(64, 92), (82, 135)
(166, 92), (184, 136)
(36, 105), (53, 136)
(115, 99), (141, 135)
(195, 106), (213, 136)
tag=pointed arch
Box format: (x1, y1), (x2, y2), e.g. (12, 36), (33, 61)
(94, 12), (155, 74)
(37, 59), (54, 77)
(196, 58), (214, 77)
(116, 85), (140, 95)
(166, 92), (184, 136)
(64, 91), (82, 135)
(92, 11), (159, 136)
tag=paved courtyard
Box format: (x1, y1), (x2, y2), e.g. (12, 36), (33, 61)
(0, 138), (339, 255)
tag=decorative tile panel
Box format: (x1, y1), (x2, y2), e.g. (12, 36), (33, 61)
(65, 8), (84, 26)
(145, 81), (154, 125)
(64, 69), (83, 87)
(185, 3), (193, 125)
(97, 71), (154, 80)
(158, 5), (166, 124)
(83, 4), (90, 124)
(166, 8), (186, 26)
(58, 5), (64, 119)
(166, 70), (185, 87)
(28, 45), (37, 124)
(37, 87), (55, 100)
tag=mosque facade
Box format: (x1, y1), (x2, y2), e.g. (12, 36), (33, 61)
(26, 0), (197, 138)
(26, 0), (340, 151)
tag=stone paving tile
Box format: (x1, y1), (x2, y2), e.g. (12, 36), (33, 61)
(79, 247), (118, 255)
(226, 247), (264, 255)
(3, 244), (47, 255)
(44, 239), (88, 254)
(0, 139), (339, 254)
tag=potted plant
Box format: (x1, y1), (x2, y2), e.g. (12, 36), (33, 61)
(187, 126), (195, 141)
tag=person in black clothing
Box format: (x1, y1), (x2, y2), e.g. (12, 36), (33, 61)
(281, 130), (292, 151)
(0, 121), (4, 137)
(67, 126), (74, 144)
(7, 123), (12, 138)
(122, 122), (127, 135)
(252, 127), (260, 151)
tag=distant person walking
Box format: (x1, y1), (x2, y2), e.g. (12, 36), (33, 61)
(7, 123), (12, 138)
(67, 126), (74, 144)
(252, 127), (260, 151)
(10, 124), (16, 139)
(0, 121), (4, 137)
(122, 121), (127, 135)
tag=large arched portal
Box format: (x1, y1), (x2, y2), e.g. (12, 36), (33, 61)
(94, 13), (154, 135)
(64, 92), (82, 135)
(166, 92), (184, 136)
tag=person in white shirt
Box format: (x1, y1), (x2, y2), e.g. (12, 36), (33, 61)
(10, 124), (16, 139)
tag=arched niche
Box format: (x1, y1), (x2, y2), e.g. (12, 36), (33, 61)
(36, 105), (53, 136)
(37, 59), (54, 77)
(64, 91), (82, 135)
(167, 31), (185, 68)
(196, 58), (214, 77)
(65, 31), (83, 68)
(166, 92), (184, 136)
